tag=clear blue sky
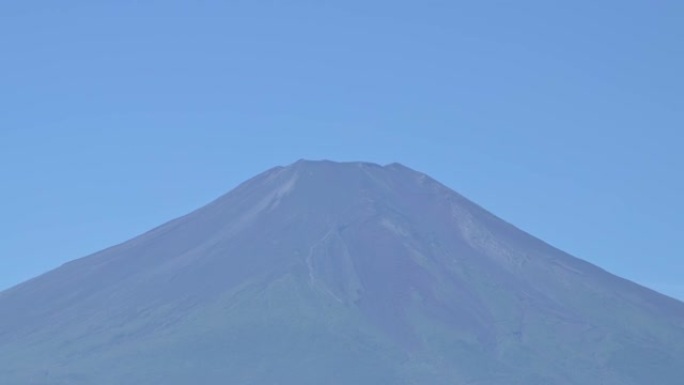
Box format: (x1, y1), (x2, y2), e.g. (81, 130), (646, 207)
(1, 1), (682, 299)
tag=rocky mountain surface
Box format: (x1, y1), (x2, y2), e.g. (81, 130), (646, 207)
(1, 160), (682, 384)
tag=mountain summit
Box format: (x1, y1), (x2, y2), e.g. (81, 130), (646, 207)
(1, 160), (683, 384)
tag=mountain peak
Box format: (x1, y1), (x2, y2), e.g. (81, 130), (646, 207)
(288, 158), (400, 171)
(1, 161), (683, 385)
(288, 159), (413, 170)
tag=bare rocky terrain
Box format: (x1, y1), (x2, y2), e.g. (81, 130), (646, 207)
(1, 160), (683, 384)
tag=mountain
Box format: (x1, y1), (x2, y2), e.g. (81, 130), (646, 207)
(1, 160), (683, 385)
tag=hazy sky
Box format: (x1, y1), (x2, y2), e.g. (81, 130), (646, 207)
(1, 1), (682, 299)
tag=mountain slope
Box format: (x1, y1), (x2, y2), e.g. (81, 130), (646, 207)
(1, 160), (683, 384)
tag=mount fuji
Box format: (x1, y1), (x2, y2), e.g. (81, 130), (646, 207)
(1, 160), (682, 384)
